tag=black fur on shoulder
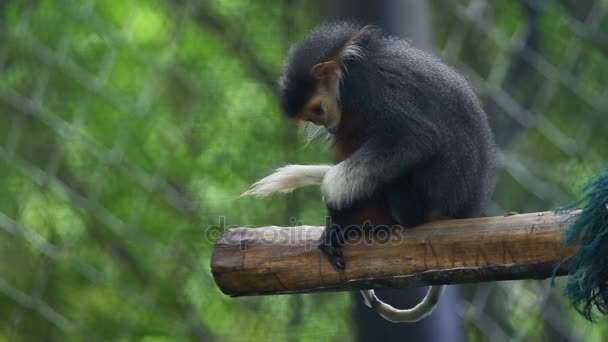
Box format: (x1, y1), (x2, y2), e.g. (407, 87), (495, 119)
(346, 31), (495, 221)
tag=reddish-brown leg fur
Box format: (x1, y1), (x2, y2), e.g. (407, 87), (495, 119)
(319, 111), (398, 270)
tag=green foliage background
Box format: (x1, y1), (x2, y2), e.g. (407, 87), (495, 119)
(0, 0), (606, 341)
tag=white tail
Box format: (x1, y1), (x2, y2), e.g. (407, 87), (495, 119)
(360, 286), (445, 323)
(241, 164), (332, 197)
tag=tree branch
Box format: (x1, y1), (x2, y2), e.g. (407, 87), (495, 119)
(211, 211), (577, 296)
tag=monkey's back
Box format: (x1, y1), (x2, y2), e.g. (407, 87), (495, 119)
(340, 36), (495, 225)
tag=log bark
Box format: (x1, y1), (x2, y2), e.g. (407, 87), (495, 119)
(211, 211), (578, 297)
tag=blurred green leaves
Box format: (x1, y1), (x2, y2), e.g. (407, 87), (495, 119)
(1, 0), (607, 341)
(0, 0), (349, 341)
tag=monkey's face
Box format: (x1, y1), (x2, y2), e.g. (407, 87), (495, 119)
(299, 89), (341, 132)
(293, 61), (342, 133)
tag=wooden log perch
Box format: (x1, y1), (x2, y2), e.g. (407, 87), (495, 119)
(211, 211), (578, 297)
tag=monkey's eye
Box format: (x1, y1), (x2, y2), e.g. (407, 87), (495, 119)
(311, 106), (324, 116)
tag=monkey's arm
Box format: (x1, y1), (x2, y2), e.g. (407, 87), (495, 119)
(322, 111), (441, 209)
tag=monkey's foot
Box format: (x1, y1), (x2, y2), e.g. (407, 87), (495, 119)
(318, 242), (345, 271)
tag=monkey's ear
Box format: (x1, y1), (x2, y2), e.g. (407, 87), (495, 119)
(311, 61), (339, 80)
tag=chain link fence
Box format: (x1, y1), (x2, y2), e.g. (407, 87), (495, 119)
(0, 0), (607, 341)
(434, 1), (607, 341)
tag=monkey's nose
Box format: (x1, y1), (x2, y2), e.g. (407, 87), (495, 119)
(309, 114), (327, 126)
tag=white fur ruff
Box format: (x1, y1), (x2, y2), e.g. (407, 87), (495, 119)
(321, 161), (373, 209)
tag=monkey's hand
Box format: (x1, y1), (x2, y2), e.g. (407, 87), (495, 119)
(241, 164), (332, 197)
(321, 163), (372, 210)
(318, 205), (354, 271)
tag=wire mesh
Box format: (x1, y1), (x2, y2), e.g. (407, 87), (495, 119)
(0, 0), (606, 341)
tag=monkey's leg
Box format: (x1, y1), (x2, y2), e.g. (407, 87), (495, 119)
(385, 186), (428, 228)
(318, 206), (352, 271)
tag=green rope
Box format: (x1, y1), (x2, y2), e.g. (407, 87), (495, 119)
(556, 172), (608, 321)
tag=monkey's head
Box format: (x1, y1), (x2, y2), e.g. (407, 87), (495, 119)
(278, 22), (377, 133)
